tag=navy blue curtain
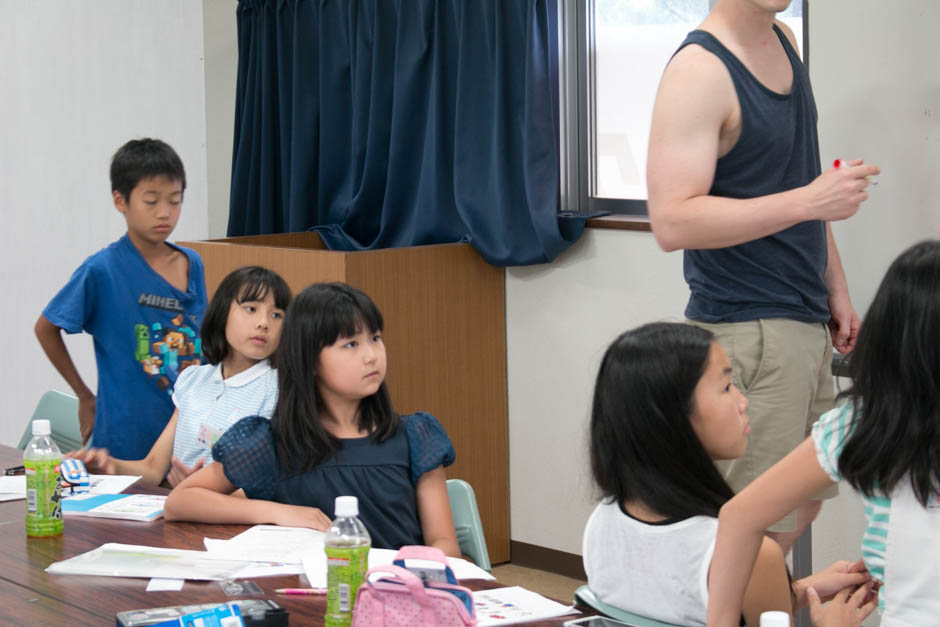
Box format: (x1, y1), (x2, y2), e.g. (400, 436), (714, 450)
(228, 0), (585, 266)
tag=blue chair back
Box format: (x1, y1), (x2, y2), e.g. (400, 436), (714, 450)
(574, 584), (685, 627)
(446, 478), (491, 571)
(18, 390), (83, 453)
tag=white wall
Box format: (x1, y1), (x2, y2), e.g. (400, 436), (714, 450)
(203, 0), (238, 238)
(506, 0), (940, 579)
(507, 230), (686, 553)
(807, 0), (940, 579)
(1, 1), (209, 446)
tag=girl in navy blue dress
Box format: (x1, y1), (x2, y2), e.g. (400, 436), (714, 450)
(166, 282), (460, 555)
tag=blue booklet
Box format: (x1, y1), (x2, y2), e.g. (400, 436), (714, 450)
(61, 493), (165, 522)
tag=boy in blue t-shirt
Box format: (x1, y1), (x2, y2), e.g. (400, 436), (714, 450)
(35, 139), (208, 460)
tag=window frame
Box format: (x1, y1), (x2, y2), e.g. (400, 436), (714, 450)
(559, 0), (809, 217)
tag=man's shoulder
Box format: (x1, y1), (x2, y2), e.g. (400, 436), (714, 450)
(662, 41), (734, 97)
(655, 40), (737, 131)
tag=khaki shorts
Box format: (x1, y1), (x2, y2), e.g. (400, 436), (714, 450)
(688, 318), (838, 532)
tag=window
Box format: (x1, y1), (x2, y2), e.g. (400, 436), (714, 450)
(560, 1), (806, 215)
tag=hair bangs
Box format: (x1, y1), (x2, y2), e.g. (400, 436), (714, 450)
(320, 289), (385, 347)
(235, 274), (292, 311)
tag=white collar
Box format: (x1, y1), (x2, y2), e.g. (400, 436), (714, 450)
(210, 359), (273, 388)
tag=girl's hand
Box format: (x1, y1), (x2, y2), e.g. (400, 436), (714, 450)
(798, 559), (872, 607)
(166, 455), (205, 488)
(807, 584), (877, 627)
(273, 504), (332, 531)
(65, 447), (114, 475)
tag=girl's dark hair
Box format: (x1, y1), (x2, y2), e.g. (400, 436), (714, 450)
(838, 240), (940, 506)
(589, 322), (734, 519)
(200, 266), (292, 365)
(271, 282), (398, 472)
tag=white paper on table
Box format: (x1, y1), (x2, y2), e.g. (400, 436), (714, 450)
(234, 562), (306, 578)
(1, 474), (139, 501)
(146, 578), (185, 591)
(301, 547), (328, 588)
(0, 476), (26, 497)
(85, 475), (141, 495)
(46, 543), (252, 581)
(473, 586), (579, 626)
(204, 525), (325, 564)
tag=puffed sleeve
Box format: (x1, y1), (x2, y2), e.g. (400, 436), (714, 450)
(811, 403), (855, 483)
(403, 412), (456, 485)
(212, 415), (279, 499)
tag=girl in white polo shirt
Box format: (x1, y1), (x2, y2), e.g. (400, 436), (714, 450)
(69, 265), (290, 486)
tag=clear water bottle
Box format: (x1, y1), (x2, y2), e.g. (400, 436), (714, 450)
(24, 419), (64, 537)
(325, 496), (371, 627)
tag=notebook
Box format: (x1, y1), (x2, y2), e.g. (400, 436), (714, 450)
(61, 493), (165, 522)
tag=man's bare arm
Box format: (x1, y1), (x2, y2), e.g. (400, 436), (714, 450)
(824, 225), (860, 353)
(647, 46), (878, 252)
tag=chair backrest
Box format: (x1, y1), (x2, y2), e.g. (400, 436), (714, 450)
(446, 478), (491, 571)
(574, 585), (685, 627)
(17, 390), (83, 453)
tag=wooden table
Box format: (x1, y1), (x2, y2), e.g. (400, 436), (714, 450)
(0, 445), (586, 625)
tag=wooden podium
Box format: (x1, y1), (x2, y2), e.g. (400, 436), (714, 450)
(180, 232), (509, 563)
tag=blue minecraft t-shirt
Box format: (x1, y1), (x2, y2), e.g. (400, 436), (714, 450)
(43, 234), (207, 459)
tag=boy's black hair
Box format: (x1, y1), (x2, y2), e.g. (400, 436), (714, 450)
(271, 282), (398, 472)
(200, 266), (292, 366)
(110, 138), (186, 201)
(838, 240), (940, 506)
(589, 322), (734, 519)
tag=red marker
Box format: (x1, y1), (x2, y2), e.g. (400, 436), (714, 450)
(834, 158), (877, 185)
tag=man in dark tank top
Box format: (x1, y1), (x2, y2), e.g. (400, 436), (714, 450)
(646, 0), (879, 555)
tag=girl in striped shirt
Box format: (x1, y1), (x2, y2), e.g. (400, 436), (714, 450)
(68, 265), (291, 487)
(708, 240), (940, 626)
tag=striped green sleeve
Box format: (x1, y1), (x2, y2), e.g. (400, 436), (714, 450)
(810, 403), (855, 482)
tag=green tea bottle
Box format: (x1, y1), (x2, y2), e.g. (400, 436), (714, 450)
(325, 496), (371, 627)
(24, 419), (64, 537)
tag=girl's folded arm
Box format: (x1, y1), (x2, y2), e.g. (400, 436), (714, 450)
(416, 465), (460, 558)
(163, 460), (330, 530)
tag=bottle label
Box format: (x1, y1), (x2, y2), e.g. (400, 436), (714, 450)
(325, 544), (369, 626)
(25, 459), (64, 537)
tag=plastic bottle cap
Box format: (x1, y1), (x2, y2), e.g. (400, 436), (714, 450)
(760, 611), (790, 627)
(334, 496), (359, 517)
(32, 419), (51, 436)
